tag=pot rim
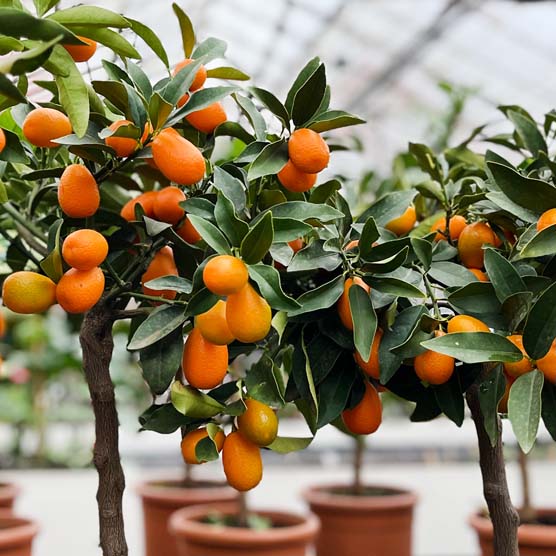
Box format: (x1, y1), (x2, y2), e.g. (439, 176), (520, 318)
(302, 483), (418, 512)
(169, 503), (320, 548)
(136, 479), (237, 506)
(0, 510), (39, 545)
(0, 483), (20, 503)
(470, 508), (556, 546)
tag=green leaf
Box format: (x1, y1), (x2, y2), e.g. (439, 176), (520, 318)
(171, 382), (225, 419)
(358, 217), (380, 260)
(358, 190), (416, 227)
(48, 5), (130, 27)
(127, 61), (152, 100)
(309, 179), (341, 204)
(502, 291), (533, 333)
(487, 161), (556, 213)
(411, 238), (433, 271)
(0, 7), (79, 42)
(523, 282), (556, 359)
(250, 86), (289, 129)
(192, 37), (226, 62)
(240, 211), (273, 264)
(1, 36), (60, 75)
(245, 355), (285, 407)
(507, 110), (547, 157)
(34, 0), (61, 17)
(39, 219), (63, 282)
(289, 275), (344, 317)
(288, 241), (341, 272)
(247, 140), (288, 181)
(168, 86), (237, 125)
(207, 66), (250, 81)
(234, 93), (266, 141)
(187, 215), (232, 255)
(316, 363), (357, 428)
(484, 248), (525, 303)
(307, 109), (365, 133)
(213, 166), (246, 213)
(448, 282), (502, 317)
(139, 403), (190, 434)
(285, 57), (320, 115)
(139, 328), (183, 395)
(172, 3), (195, 58)
(248, 264), (300, 312)
(429, 262), (477, 288)
(349, 284), (376, 362)
(292, 62), (326, 126)
(0, 127), (28, 163)
(127, 17), (169, 67)
(272, 218), (312, 243)
(409, 142), (443, 183)
(541, 381), (556, 442)
(128, 305), (186, 350)
(143, 276), (192, 294)
(68, 26), (140, 58)
(195, 434), (220, 463)
(267, 436), (313, 454)
(434, 373), (464, 427)
(214, 192), (248, 247)
(269, 201), (343, 222)
(508, 370), (544, 453)
(366, 277), (425, 298)
(486, 192), (538, 224)
(0, 73), (26, 104)
(214, 121), (255, 144)
(478, 365), (506, 447)
(520, 226), (556, 258)
(301, 329), (318, 412)
(421, 332), (523, 364)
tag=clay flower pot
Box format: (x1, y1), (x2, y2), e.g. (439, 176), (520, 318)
(169, 503), (320, 556)
(136, 479), (239, 556)
(303, 484), (417, 556)
(0, 485), (20, 511)
(470, 509), (556, 556)
(0, 510), (38, 556)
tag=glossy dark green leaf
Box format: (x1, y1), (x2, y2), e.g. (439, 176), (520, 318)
(250, 86), (290, 128)
(0, 127), (28, 163)
(240, 211), (273, 264)
(502, 291), (532, 333)
(434, 372), (464, 426)
(508, 370), (544, 453)
(358, 217), (380, 260)
(245, 355), (285, 407)
(272, 218), (312, 243)
(192, 37), (226, 62)
(0, 7), (79, 42)
(214, 121), (255, 144)
(288, 241), (341, 272)
(68, 26), (140, 58)
(170, 86), (237, 124)
(195, 434), (220, 463)
(289, 275), (344, 317)
(128, 17), (169, 67)
(213, 166), (246, 212)
(523, 282), (556, 359)
(39, 218), (63, 282)
(187, 215), (232, 255)
(316, 363), (357, 429)
(307, 109), (365, 133)
(49, 5), (129, 27)
(349, 284), (376, 362)
(366, 276), (425, 298)
(507, 109), (547, 157)
(139, 403), (190, 434)
(0, 73), (26, 104)
(247, 140), (288, 181)
(486, 191), (538, 224)
(484, 248), (525, 303)
(214, 192), (248, 247)
(478, 365), (506, 447)
(411, 237), (433, 271)
(520, 226), (556, 258)
(269, 201), (343, 222)
(292, 62), (326, 126)
(541, 380), (556, 442)
(143, 276), (192, 294)
(428, 262), (477, 288)
(234, 93), (266, 141)
(248, 264), (300, 312)
(448, 282), (502, 316)
(285, 56), (320, 115)
(128, 305), (186, 350)
(358, 190), (416, 227)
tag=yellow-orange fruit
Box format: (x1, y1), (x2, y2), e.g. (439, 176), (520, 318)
(337, 277), (370, 331)
(180, 428), (225, 465)
(288, 238), (304, 252)
(186, 102), (227, 134)
(537, 208), (556, 233)
(288, 128), (330, 173)
(153, 186), (186, 224)
(226, 283), (272, 343)
(62, 229), (108, 271)
(385, 206), (416, 236)
(58, 164), (100, 218)
(2, 271), (57, 314)
(0, 311), (5, 338)
(237, 398), (278, 447)
(182, 327), (228, 389)
(105, 120), (138, 158)
(151, 128), (205, 186)
(277, 160), (317, 193)
(503, 334), (534, 378)
(63, 36), (97, 62)
(120, 191), (158, 221)
(176, 218), (201, 244)
(0, 129), (6, 153)
(56, 267), (105, 314)
(222, 431), (262, 492)
(202, 255), (248, 296)
(431, 215), (467, 241)
(342, 382), (382, 435)
(458, 222), (497, 269)
(141, 246), (178, 299)
(469, 268), (489, 282)
(537, 340), (556, 384)
(195, 300), (235, 345)
(22, 107), (72, 148)
(354, 328), (383, 380)
(447, 315), (489, 334)
(173, 59), (207, 91)
(414, 332), (455, 385)
(498, 373), (515, 414)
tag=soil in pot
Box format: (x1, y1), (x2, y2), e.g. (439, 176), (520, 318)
(470, 508), (556, 556)
(136, 479), (239, 556)
(0, 486), (19, 511)
(303, 484), (417, 556)
(169, 503), (319, 556)
(0, 510), (38, 556)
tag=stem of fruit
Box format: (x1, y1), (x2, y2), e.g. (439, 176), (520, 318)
(518, 447), (535, 522)
(467, 376), (519, 556)
(423, 273), (441, 320)
(80, 299), (128, 556)
(353, 435), (365, 496)
(2, 202), (47, 243)
(237, 491), (249, 528)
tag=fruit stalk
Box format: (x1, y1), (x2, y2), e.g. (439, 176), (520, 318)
(80, 300), (128, 556)
(466, 376), (519, 556)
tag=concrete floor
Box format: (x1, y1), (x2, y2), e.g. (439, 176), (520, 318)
(2, 458), (555, 556)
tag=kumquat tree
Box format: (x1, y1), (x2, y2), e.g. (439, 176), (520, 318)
(2, 3), (556, 556)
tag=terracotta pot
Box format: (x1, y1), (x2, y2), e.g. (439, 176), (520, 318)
(169, 503), (320, 556)
(303, 484), (417, 556)
(470, 509), (556, 556)
(136, 479), (239, 556)
(0, 486), (19, 511)
(0, 510), (38, 556)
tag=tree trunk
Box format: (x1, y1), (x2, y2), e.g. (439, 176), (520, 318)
(80, 300), (128, 556)
(467, 382), (519, 556)
(352, 435), (365, 496)
(518, 448), (535, 523)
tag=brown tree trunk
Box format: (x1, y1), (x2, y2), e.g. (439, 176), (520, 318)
(353, 435), (365, 496)
(80, 300), (128, 556)
(518, 448), (535, 522)
(467, 382), (519, 556)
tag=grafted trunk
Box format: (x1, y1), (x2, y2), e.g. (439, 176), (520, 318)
(80, 300), (128, 556)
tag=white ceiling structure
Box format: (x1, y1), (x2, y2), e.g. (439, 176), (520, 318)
(28, 0), (556, 177)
